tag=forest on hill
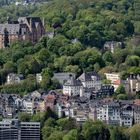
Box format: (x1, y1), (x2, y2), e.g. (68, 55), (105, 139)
(0, 0), (140, 97)
(0, 0), (140, 140)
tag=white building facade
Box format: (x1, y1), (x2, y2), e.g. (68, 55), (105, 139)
(105, 73), (121, 91)
(78, 72), (102, 90)
(63, 76), (83, 96)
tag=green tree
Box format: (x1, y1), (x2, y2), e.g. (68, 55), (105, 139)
(125, 55), (140, 67)
(42, 126), (55, 140)
(36, 48), (50, 67)
(63, 129), (78, 140)
(115, 84), (126, 95)
(18, 113), (31, 122)
(42, 108), (58, 125)
(31, 113), (44, 122)
(57, 118), (76, 131)
(48, 131), (64, 140)
(82, 120), (110, 140)
(128, 124), (140, 140)
(3, 61), (16, 73)
(102, 51), (114, 65)
(109, 126), (127, 140)
(117, 94), (127, 100)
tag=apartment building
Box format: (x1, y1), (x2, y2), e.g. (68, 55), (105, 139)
(125, 73), (140, 95)
(105, 73), (121, 91)
(63, 75), (83, 96)
(0, 119), (19, 140)
(78, 71), (101, 90)
(0, 119), (40, 140)
(63, 71), (102, 97)
(20, 122), (40, 140)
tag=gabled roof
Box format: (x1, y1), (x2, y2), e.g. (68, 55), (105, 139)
(1, 94), (10, 99)
(107, 101), (120, 107)
(78, 71), (101, 82)
(64, 76), (82, 86)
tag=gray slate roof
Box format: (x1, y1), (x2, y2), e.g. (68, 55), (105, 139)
(78, 71), (101, 82)
(64, 76), (82, 86)
(0, 24), (20, 35)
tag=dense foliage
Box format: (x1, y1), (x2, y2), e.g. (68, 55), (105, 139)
(0, 0), (140, 96)
(0, 0), (140, 139)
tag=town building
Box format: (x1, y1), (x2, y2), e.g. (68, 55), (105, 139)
(125, 73), (140, 95)
(0, 119), (40, 140)
(0, 119), (19, 140)
(1, 88), (140, 128)
(20, 121), (40, 140)
(6, 73), (24, 85)
(21, 90), (46, 114)
(0, 94), (17, 118)
(63, 72), (114, 98)
(105, 73), (121, 91)
(0, 17), (45, 49)
(44, 93), (56, 110)
(104, 41), (124, 53)
(134, 105), (140, 124)
(78, 71), (101, 90)
(107, 101), (121, 125)
(22, 97), (35, 114)
(63, 75), (83, 96)
(53, 72), (76, 85)
(80, 87), (93, 99)
(120, 105), (133, 127)
(93, 85), (114, 98)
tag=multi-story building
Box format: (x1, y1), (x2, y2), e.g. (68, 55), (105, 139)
(89, 100), (134, 126)
(134, 105), (140, 124)
(6, 73), (24, 85)
(125, 73), (140, 95)
(94, 85), (114, 98)
(107, 101), (121, 125)
(105, 73), (121, 91)
(0, 94), (17, 118)
(22, 90), (46, 114)
(0, 119), (19, 140)
(104, 41), (123, 53)
(0, 17), (45, 49)
(120, 105), (133, 127)
(63, 71), (102, 97)
(78, 71), (101, 90)
(22, 97), (34, 114)
(20, 122), (40, 140)
(63, 75), (83, 96)
(0, 119), (40, 140)
(44, 94), (56, 110)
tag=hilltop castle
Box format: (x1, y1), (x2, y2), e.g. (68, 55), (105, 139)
(0, 17), (45, 48)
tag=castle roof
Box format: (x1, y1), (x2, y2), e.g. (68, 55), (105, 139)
(0, 24), (20, 35)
